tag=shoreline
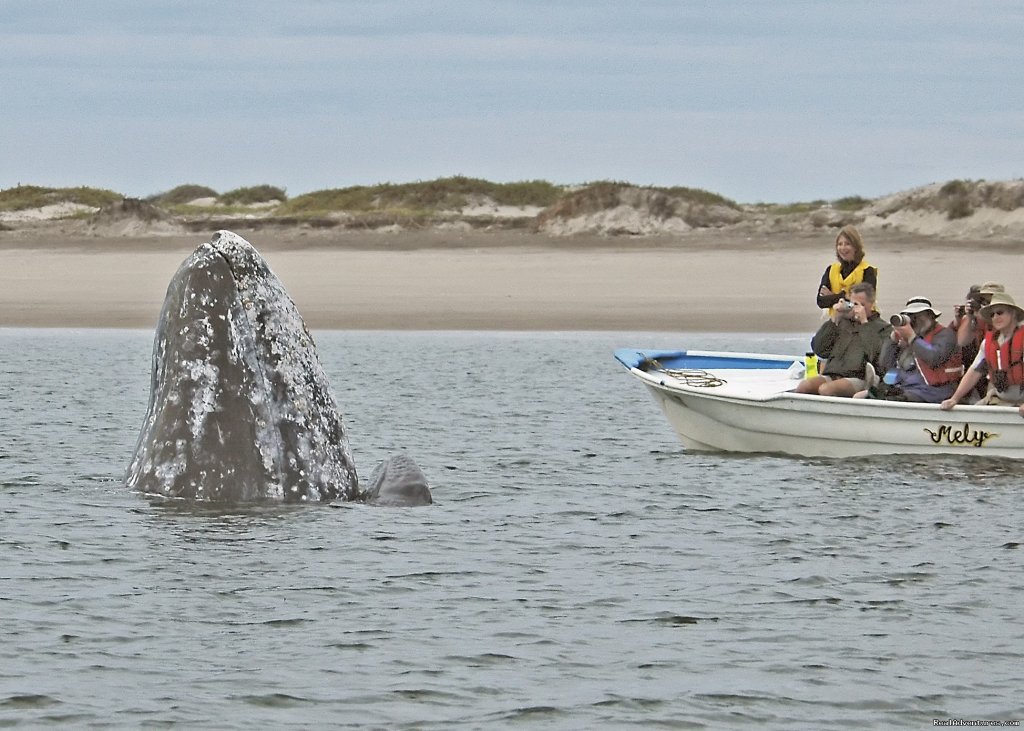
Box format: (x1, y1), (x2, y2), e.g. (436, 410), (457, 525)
(3, 229), (1023, 332)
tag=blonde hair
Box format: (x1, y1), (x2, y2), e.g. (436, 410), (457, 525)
(835, 225), (865, 264)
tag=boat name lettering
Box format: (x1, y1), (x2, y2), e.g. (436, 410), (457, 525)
(922, 423), (997, 448)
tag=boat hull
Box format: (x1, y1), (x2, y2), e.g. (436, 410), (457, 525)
(616, 348), (1024, 459)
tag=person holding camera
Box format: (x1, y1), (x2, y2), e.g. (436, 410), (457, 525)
(796, 282), (890, 397)
(941, 292), (1024, 415)
(861, 296), (962, 402)
(815, 225), (878, 317)
(950, 282), (1004, 399)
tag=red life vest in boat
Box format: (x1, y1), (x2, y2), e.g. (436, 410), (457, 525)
(983, 325), (1024, 386)
(914, 324), (963, 386)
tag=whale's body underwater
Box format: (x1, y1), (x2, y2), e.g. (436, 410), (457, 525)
(125, 230), (430, 505)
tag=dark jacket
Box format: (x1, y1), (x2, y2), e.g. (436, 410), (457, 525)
(811, 311), (891, 379)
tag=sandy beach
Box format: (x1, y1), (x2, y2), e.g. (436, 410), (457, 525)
(2, 228), (1023, 332)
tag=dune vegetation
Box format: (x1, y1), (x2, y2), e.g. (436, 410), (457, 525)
(0, 185), (122, 211)
(3, 177), (1024, 241)
(148, 184), (288, 214)
(277, 176), (561, 215)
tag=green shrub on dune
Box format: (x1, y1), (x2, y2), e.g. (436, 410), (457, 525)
(0, 185), (122, 211)
(280, 176), (562, 215)
(659, 185), (738, 208)
(541, 181), (740, 223)
(280, 186), (379, 214)
(391, 176), (561, 208)
(149, 184), (219, 206)
(832, 196), (871, 211)
(218, 185), (287, 205)
(484, 179), (562, 207)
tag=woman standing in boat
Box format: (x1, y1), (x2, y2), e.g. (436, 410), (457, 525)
(816, 225), (877, 316)
(941, 292), (1024, 416)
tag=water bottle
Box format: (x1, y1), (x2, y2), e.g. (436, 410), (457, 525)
(804, 352), (818, 378)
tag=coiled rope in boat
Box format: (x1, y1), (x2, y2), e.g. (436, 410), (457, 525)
(643, 360), (727, 388)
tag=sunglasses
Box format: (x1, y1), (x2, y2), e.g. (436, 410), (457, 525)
(990, 308), (1009, 317)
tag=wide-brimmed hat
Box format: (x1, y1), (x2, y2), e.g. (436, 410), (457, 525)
(900, 296), (940, 318)
(980, 281), (1006, 295)
(980, 292), (1024, 321)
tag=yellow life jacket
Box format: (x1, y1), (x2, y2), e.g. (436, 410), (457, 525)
(826, 260), (875, 316)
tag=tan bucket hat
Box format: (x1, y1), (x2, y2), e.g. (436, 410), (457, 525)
(980, 292), (1024, 321)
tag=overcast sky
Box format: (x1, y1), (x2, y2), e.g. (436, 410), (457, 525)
(2, 1), (1022, 203)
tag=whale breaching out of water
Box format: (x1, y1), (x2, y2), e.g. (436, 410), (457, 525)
(125, 230), (431, 506)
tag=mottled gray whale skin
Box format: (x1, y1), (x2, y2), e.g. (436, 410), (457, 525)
(362, 453), (433, 507)
(126, 230), (364, 502)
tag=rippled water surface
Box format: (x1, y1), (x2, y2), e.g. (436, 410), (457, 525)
(2, 329), (1022, 729)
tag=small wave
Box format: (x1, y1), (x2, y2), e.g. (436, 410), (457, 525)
(234, 693), (313, 708)
(487, 705), (567, 722)
(442, 653), (519, 666)
(325, 641), (374, 651)
(622, 613), (719, 626)
(1, 693), (60, 708)
(388, 688), (465, 702)
(1, 474), (42, 487)
(259, 618), (313, 627)
(592, 695), (668, 710)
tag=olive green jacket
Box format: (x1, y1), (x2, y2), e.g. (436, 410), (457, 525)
(811, 312), (892, 379)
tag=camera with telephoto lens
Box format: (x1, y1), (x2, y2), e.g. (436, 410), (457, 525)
(889, 313), (911, 327)
(954, 304), (967, 319)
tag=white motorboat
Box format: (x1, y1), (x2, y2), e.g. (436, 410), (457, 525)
(614, 348), (1024, 459)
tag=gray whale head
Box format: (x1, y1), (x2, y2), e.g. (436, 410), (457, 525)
(125, 230), (360, 502)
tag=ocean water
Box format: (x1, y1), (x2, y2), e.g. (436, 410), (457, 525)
(1, 328), (1022, 730)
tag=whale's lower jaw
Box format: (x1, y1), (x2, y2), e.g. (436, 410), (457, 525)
(125, 231), (359, 502)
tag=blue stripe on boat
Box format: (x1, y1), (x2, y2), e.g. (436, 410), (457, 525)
(614, 348), (793, 371)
